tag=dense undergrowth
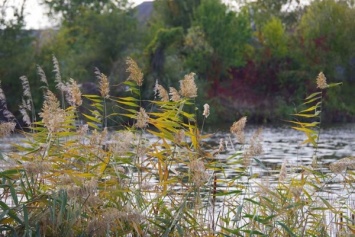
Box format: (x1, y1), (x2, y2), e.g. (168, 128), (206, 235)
(0, 58), (354, 236)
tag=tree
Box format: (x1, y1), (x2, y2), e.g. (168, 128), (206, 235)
(44, 0), (129, 26)
(38, 1), (139, 87)
(185, 0), (252, 95)
(151, 0), (201, 30)
(0, 1), (35, 117)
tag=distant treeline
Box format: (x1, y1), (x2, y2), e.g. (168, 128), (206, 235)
(1, 0), (354, 124)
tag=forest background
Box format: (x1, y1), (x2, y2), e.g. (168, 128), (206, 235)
(1, 0), (355, 126)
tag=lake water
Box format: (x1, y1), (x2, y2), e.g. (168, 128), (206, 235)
(1, 123), (354, 173)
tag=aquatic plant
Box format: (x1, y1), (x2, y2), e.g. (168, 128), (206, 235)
(0, 59), (352, 236)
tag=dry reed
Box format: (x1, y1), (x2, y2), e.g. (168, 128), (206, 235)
(179, 72), (197, 98)
(126, 57), (143, 86)
(230, 116), (247, 144)
(169, 87), (181, 101)
(316, 72), (328, 89)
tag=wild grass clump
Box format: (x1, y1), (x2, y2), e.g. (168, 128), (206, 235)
(0, 59), (352, 236)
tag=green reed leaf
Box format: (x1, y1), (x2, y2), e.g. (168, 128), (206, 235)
(276, 221), (297, 237)
(305, 92), (321, 100)
(327, 82), (342, 88)
(303, 96), (322, 105)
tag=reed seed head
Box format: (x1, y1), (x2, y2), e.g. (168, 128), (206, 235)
(179, 72), (197, 98)
(94, 68), (110, 98)
(190, 159), (209, 187)
(242, 128), (263, 166)
(174, 129), (185, 144)
(0, 82), (15, 121)
(52, 55), (65, 92)
(316, 72), (328, 89)
(126, 57), (143, 86)
(65, 78), (82, 106)
(108, 130), (135, 156)
(19, 105), (31, 126)
(279, 160), (287, 182)
(0, 121), (16, 138)
(203, 103), (210, 118)
(156, 84), (169, 102)
(37, 65), (48, 87)
(135, 107), (149, 129)
(329, 157), (355, 173)
(39, 90), (65, 133)
(230, 116), (247, 144)
(20, 76), (32, 98)
(169, 87), (181, 101)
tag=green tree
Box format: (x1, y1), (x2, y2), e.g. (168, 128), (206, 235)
(0, 1), (35, 118)
(38, 1), (138, 88)
(185, 0), (252, 95)
(151, 0), (201, 30)
(297, 0), (355, 120)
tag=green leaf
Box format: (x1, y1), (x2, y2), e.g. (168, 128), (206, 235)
(327, 82), (342, 88)
(276, 221), (297, 237)
(305, 92), (321, 100)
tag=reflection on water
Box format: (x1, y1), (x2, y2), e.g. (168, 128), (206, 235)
(206, 123), (354, 171)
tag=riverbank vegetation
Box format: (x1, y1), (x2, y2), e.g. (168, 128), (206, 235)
(1, 0), (355, 124)
(0, 58), (354, 236)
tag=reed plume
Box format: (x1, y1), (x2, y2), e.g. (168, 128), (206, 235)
(37, 64), (48, 88)
(190, 159), (209, 187)
(126, 57), (143, 86)
(203, 103), (210, 118)
(329, 157), (355, 173)
(156, 84), (169, 102)
(169, 87), (181, 101)
(0, 121), (16, 138)
(243, 128), (263, 166)
(0, 81), (16, 121)
(279, 160), (287, 182)
(179, 72), (197, 98)
(230, 116), (247, 144)
(20, 75), (35, 124)
(135, 107), (149, 129)
(39, 90), (66, 133)
(65, 78), (82, 106)
(95, 68), (110, 98)
(52, 55), (65, 92)
(316, 72), (328, 89)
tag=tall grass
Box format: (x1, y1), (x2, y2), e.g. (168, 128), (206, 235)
(0, 60), (353, 236)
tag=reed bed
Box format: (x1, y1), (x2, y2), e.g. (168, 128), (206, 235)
(0, 58), (353, 236)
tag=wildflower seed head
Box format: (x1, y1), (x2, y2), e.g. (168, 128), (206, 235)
(230, 116), (247, 144)
(203, 103), (210, 118)
(316, 72), (328, 89)
(135, 107), (149, 129)
(126, 57), (143, 86)
(66, 78), (82, 106)
(169, 87), (181, 101)
(157, 84), (169, 102)
(179, 72), (197, 98)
